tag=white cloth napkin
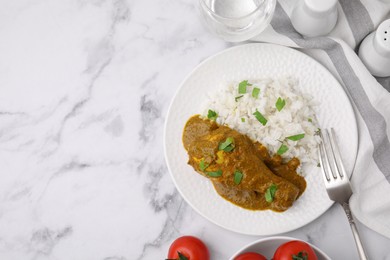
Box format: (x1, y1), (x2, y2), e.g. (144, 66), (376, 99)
(252, 0), (390, 238)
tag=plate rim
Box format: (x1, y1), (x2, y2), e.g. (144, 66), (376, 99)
(163, 42), (358, 235)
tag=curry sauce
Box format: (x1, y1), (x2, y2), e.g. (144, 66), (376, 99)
(183, 115), (306, 212)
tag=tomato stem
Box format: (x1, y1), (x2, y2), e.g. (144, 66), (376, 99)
(165, 251), (189, 260)
(177, 252), (189, 260)
(292, 251), (308, 260)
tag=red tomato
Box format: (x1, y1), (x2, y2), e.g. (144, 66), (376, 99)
(273, 240), (318, 260)
(167, 236), (210, 260)
(234, 252), (267, 260)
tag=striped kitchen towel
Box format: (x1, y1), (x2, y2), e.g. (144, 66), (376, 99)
(252, 0), (390, 238)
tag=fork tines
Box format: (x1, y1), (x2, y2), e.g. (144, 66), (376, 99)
(318, 128), (347, 182)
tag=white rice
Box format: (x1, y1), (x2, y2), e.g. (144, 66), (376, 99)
(200, 77), (321, 167)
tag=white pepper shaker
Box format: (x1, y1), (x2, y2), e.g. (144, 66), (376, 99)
(358, 19), (390, 77)
(291, 0), (338, 37)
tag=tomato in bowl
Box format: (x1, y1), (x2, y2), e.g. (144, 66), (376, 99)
(230, 236), (330, 260)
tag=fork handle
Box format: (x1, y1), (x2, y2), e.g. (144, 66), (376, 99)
(342, 202), (369, 260)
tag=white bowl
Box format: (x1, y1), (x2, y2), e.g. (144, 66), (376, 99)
(229, 236), (331, 260)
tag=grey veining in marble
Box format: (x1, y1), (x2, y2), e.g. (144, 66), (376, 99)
(0, 0), (389, 260)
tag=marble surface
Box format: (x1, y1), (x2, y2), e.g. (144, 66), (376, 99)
(0, 0), (389, 259)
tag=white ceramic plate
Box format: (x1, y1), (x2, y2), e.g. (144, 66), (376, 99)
(164, 43), (357, 235)
(229, 236), (331, 260)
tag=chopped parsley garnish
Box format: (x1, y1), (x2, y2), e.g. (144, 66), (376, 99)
(238, 80), (251, 94)
(308, 118), (313, 123)
(277, 144), (289, 155)
(199, 159), (208, 172)
(286, 133), (305, 141)
(253, 110), (267, 126)
(315, 128), (321, 136)
(317, 162), (321, 168)
(206, 170), (223, 177)
(252, 87), (260, 98)
(218, 137), (235, 152)
(275, 97), (286, 111)
(207, 109), (218, 121)
(241, 118), (245, 122)
(265, 184), (278, 203)
(235, 95), (244, 102)
(234, 171), (243, 185)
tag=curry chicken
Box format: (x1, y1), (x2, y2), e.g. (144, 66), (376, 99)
(183, 115), (306, 212)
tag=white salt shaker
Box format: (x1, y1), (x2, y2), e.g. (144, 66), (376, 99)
(291, 0), (338, 37)
(358, 19), (390, 77)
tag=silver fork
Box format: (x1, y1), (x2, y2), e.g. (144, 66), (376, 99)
(318, 128), (368, 260)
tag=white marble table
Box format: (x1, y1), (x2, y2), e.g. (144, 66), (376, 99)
(0, 1), (389, 259)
